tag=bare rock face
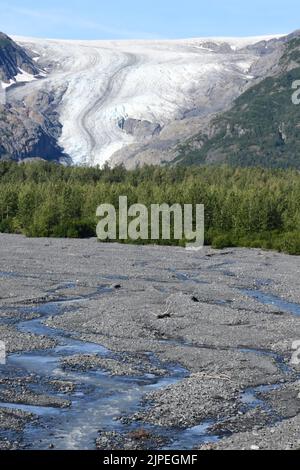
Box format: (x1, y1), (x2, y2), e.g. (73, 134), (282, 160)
(0, 31), (69, 162)
(118, 117), (162, 139)
(0, 32), (40, 83)
(0, 89), (69, 163)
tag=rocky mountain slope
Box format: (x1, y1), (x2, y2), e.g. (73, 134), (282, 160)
(173, 33), (300, 168)
(0, 32), (40, 84)
(0, 33), (70, 162)
(0, 88), (69, 162)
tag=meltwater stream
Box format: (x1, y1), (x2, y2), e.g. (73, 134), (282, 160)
(0, 289), (222, 450)
(0, 282), (299, 450)
(238, 288), (300, 418)
(242, 289), (300, 317)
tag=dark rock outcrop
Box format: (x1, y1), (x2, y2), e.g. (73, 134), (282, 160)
(0, 32), (69, 163)
(118, 117), (162, 139)
(0, 89), (69, 163)
(0, 32), (40, 83)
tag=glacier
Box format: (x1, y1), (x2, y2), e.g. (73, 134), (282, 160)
(11, 35), (283, 166)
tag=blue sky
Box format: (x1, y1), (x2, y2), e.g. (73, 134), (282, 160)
(0, 0), (299, 40)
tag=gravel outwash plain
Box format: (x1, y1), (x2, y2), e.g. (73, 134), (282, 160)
(0, 234), (299, 450)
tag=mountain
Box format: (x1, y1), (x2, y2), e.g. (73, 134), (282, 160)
(0, 34), (70, 163)
(173, 33), (300, 168)
(0, 88), (69, 163)
(1, 31), (299, 167)
(0, 32), (284, 165)
(0, 32), (40, 84)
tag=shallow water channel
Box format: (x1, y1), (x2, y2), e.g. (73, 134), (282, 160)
(0, 282), (299, 449)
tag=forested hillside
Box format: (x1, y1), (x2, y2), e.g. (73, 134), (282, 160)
(176, 38), (300, 168)
(0, 161), (299, 254)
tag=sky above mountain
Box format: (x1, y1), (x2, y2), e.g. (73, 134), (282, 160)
(0, 0), (299, 40)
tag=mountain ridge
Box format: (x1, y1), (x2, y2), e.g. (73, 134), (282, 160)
(0, 30), (300, 167)
(174, 34), (300, 168)
(0, 32), (40, 84)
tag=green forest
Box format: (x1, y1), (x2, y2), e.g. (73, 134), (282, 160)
(0, 161), (300, 254)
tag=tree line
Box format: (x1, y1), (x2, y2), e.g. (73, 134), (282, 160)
(0, 161), (299, 254)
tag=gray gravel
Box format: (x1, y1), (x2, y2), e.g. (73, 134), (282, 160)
(96, 429), (168, 450)
(0, 324), (56, 353)
(61, 353), (166, 376)
(258, 381), (300, 419)
(0, 406), (34, 431)
(0, 378), (71, 408)
(126, 374), (240, 428)
(201, 414), (300, 450)
(0, 234), (300, 449)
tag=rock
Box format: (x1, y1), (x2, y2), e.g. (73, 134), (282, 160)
(0, 32), (40, 83)
(118, 118), (162, 139)
(157, 312), (171, 319)
(0, 87), (70, 162)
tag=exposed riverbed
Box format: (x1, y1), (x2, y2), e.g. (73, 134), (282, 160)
(0, 235), (299, 450)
